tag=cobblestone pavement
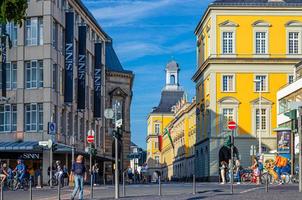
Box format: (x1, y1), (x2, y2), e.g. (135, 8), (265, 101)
(1, 182), (302, 200)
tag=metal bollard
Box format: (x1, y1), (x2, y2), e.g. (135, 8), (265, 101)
(90, 173), (93, 200)
(122, 172), (126, 197)
(36, 175), (41, 189)
(265, 172), (269, 193)
(158, 176), (162, 196)
(29, 177), (33, 200)
(1, 181), (3, 200)
(193, 175), (196, 195)
(57, 181), (61, 200)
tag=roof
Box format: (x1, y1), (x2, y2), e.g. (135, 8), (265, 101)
(151, 90), (184, 114)
(212, 0), (302, 6)
(105, 42), (133, 74)
(75, 0), (111, 41)
(0, 141), (40, 151)
(166, 60), (179, 71)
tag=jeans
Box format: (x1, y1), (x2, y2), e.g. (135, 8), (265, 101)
(72, 175), (84, 200)
(275, 166), (281, 179)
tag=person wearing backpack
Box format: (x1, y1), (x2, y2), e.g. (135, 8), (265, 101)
(71, 155), (87, 200)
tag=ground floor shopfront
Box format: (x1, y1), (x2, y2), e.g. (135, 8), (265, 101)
(0, 141), (115, 185)
(194, 136), (276, 181)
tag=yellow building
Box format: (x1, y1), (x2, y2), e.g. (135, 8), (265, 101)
(193, 0), (301, 180)
(161, 97), (196, 181)
(146, 60), (184, 178)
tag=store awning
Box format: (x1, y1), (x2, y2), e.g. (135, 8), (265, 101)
(0, 141), (40, 151)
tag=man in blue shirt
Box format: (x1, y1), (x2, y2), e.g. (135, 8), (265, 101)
(13, 159), (26, 184)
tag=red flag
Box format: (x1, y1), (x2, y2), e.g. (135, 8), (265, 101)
(158, 135), (163, 151)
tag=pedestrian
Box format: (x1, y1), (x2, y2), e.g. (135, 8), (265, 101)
(0, 163), (9, 185)
(71, 155), (87, 200)
(220, 161), (227, 184)
(234, 160), (242, 184)
(63, 165), (69, 187)
(253, 163), (260, 185)
(92, 163), (99, 186)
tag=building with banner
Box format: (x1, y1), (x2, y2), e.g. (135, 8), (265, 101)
(146, 60), (184, 179)
(192, 0), (301, 181)
(0, 0), (133, 184)
(160, 97), (196, 181)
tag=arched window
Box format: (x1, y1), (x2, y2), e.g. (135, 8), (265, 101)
(170, 75), (175, 85)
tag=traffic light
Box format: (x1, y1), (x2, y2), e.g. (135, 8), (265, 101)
(52, 143), (58, 152)
(112, 128), (122, 140)
(90, 148), (97, 157)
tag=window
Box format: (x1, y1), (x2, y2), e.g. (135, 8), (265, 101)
(255, 75), (267, 92)
(25, 60), (43, 88)
(25, 103), (43, 132)
(6, 22), (17, 46)
(154, 123), (160, 135)
(222, 75), (234, 92)
(255, 32), (267, 54)
(0, 62), (17, 90)
(25, 17), (43, 46)
(155, 142), (158, 149)
(222, 32), (234, 54)
(52, 20), (58, 49)
(289, 75), (294, 84)
(155, 156), (160, 164)
(288, 32), (299, 54)
(256, 108), (267, 131)
(0, 104), (17, 132)
(222, 108), (234, 130)
(170, 75), (175, 85)
(52, 64), (58, 91)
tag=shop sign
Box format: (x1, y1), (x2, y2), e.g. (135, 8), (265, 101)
(21, 153), (40, 160)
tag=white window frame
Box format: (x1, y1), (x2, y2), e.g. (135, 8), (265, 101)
(218, 97), (239, 136)
(0, 104), (17, 132)
(154, 123), (160, 135)
(221, 74), (235, 92)
(252, 105), (271, 137)
(25, 17), (43, 46)
(221, 31), (235, 55)
(288, 74), (294, 84)
(220, 23), (237, 57)
(1, 62), (17, 90)
(25, 60), (44, 89)
(25, 103), (43, 132)
(286, 26), (302, 57)
(252, 22), (270, 57)
(254, 74), (269, 92)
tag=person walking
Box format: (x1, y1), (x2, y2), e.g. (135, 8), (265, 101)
(71, 155), (87, 200)
(92, 163), (99, 186)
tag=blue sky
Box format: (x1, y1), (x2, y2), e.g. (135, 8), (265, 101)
(83, 0), (212, 148)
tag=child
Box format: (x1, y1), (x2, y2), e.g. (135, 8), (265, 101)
(220, 161), (227, 184)
(253, 164), (260, 185)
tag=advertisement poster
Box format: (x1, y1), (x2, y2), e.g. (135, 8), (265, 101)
(277, 130), (291, 154)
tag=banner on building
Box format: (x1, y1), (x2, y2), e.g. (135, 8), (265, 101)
(77, 25), (86, 110)
(94, 43), (102, 118)
(1, 24), (7, 97)
(64, 12), (74, 103)
(277, 130), (291, 154)
(158, 135), (163, 151)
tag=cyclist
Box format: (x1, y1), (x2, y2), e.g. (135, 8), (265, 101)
(13, 159), (26, 186)
(55, 161), (63, 185)
(0, 163), (9, 185)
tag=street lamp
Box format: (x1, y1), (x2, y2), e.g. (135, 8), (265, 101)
(254, 79), (262, 155)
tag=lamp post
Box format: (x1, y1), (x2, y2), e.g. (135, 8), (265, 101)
(254, 79), (262, 155)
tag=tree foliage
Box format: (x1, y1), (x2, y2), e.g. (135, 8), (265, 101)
(0, 0), (28, 26)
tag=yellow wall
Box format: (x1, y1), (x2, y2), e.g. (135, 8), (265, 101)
(216, 15), (302, 57)
(216, 73), (288, 135)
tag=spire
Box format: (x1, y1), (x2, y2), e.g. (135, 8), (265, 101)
(164, 59), (181, 91)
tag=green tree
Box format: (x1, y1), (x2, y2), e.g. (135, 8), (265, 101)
(1, 0), (27, 98)
(0, 0), (28, 25)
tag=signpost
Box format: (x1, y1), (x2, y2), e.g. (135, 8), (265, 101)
(228, 121), (236, 194)
(87, 130), (94, 199)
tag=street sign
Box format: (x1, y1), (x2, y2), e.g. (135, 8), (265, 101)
(104, 108), (114, 119)
(87, 129), (95, 136)
(228, 121), (236, 130)
(116, 119), (123, 128)
(87, 135), (94, 143)
(48, 139), (53, 149)
(48, 122), (56, 135)
(38, 141), (48, 146)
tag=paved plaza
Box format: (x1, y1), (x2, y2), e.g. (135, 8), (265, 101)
(1, 183), (302, 200)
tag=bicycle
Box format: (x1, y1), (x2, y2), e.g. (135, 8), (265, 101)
(10, 172), (29, 191)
